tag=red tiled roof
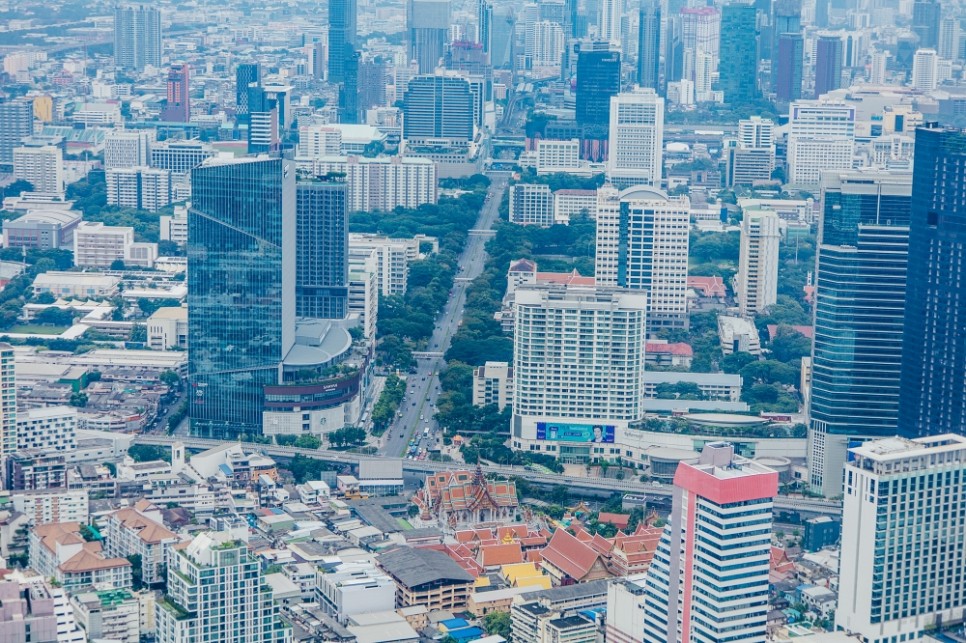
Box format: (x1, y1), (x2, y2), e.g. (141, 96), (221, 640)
(597, 512), (631, 529)
(509, 259), (537, 273)
(687, 275), (727, 297)
(645, 342), (694, 357)
(478, 543), (524, 568)
(541, 529), (603, 581)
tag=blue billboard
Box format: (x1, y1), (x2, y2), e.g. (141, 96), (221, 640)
(536, 422), (615, 443)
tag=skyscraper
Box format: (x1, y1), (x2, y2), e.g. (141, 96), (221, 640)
(606, 87), (664, 189)
(771, 0), (801, 62)
(595, 186), (690, 328)
(0, 343), (15, 457)
(188, 157), (296, 439)
(641, 442), (777, 643)
(899, 124), (966, 437)
(402, 75), (475, 142)
(235, 63), (261, 123)
(161, 65), (191, 123)
(775, 32), (804, 101)
(339, 48), (361, 124)
(479, 0), (492, 52)
(0, 98), (34, 165)
(598, 0), (622, 46)
(736, 207), (780, 317)
(156, 532), (291, 643)
(911, 48), (939, 91)
(786, 101), (855, 189)
(328, 0), (358, 83)
(637, 0), (661, 90)
(912, 0), (941, 49)
(938, 16), (960, 61)
(807, 170), (912, 497)
(680, 6), (720, 85)
(575, 42), (621, 128)
(814, 34), (843, 97)
(837, 434), (966, 641)
(718, 3), (759, 104)
(296, 174), (349, 320)
(408, 0), (452, 73)
(113, 4), (162, 72)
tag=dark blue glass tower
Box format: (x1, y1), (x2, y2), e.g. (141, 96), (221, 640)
(328, 0), (358, 83)
(637, 1), (661, 91)
(899, 125), (966, 436)
(718, 3), (759, 105)
(575, 42), (621, 128)
(807, 171), (911, 496)
(188, 157), (296, 439)
(235, 63), (260, 124)
(296, 175), (349, 320)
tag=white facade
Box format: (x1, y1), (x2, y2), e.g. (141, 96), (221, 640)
(105, 167), (173, 212)
(11, 489), (89, 526)
(32, 271), (121, 298)
(147, 306), (188, 350)
(16, 405), (77, 453)
(297, 155), (437, 212)
(553, 190), (598, 223)
(911, 48), (939, 92)
(13, 146), (64, 194)
(160, 203), (188, 247)
(472, 361), (513, 410)
(607, 88), (664, 189)
(105, 504), (179, 587)
(72, 589), (142, 643)
(0, 343), (15, 457)
(348, 248), (379, 340)
(787, 101), (856, 189)
(642, 443), (777, 643)
(597, 0), (622, 45)
(104, 129), (154, 170)
(316, 562), (396, 624)
(718, 315), (762, 355)
(738, 117), (774, 149)
(525, 21), (565, 67)
(509, 184), (554, 226)
(837, 434), (966, 643)
(73, 221), (157, 268)
(595, 186), (690, 327)
(605, 576), (648, 643)
(736, 208), (781, 316)
(536, 139), (580, 174)
(348, 233), (424, 297)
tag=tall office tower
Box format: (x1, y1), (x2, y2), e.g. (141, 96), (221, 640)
(479, 0), (491, 52)
(664, 15), (684, 84)
(726, 116), (776, 186)
(938, 16), (960, 61)
(575, 42), (621, 128)
(637, 0), (661, 90)
(596, 186), (690, 328)
(680, 7), (720, 82)
(247, 87), (279, 154)
(911, 48), (939, 91)
(598, 0), (622, 45)
(509, 284), (648, 460)
(0, 98), (34, 165)
(718, 3), (759, 104)
(807, 170), (912, 497)
(490, 6), (516, 68)
(814, 34), (843, 97)
(113, 4), (161, 72)
(296, 175), (349, 320)
(606, 88), (664, 189)
(402, 75), (474, 142)
(813, 0), (828, 27)
(525, 21), (566, 67)
(786, 101), (855, 189)
(339, 48), (361, 123)
(771, 0), (801, 62)
(157, 532), (290, 643)
(869, 49), (889, 84)
(161, 65), (191, 123)
(912, 0), (941, 49)
(899, 125), (966, 437)
(188, 157), (296, 440)
(738, 115), (773, 148)
(736, 208), (780, 317)
(358, 58), (388, 112)
(235, 63), (261, 123)
(641, 442), (777, 643)
(837, 435), (966, 642)
(0, 343), (15, 457)
(328, 0), (357, 83)
(13, 146), (64, 194)
(408, 0), (452, 73)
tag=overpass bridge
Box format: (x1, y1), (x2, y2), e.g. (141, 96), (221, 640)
(133, 435), (842, 517)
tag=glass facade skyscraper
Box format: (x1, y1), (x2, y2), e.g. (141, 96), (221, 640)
(296, 175), (349, 320)
(188, 157), (296, 439)
(899, 125), (966, 437)
(718, 3), (759, 105)
(637, 1), (661, 91)
(575, 42), (621, 128)
(328, 0), (357, 83)
(807, 170), (911, 497)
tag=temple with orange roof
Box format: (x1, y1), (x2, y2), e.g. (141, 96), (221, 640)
(413, 467), (519, 528)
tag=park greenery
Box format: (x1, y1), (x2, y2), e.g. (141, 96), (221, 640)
(371, 374), (406, 436)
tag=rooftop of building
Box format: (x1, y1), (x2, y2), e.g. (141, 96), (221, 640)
(849, 433), (966, 462)
(147, 306), (187, 321)
(377, 546), (475, 588)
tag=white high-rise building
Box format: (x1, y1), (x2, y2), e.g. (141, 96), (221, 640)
(0, 343), (15, 457)
(297, 155), (437, 212)
(510, 284), (648, 461)
(104, 129), (154, 170)
(738, 116), (774, 149)
(870, 50), (889, 83)
(598, 0), (623, 45)
(642, 442), (777, 643)
(939, 17), (960, 61)
(787, 101), (856, 189)
(596, 185), (690, 327)
(13, 146), (64, 194)
(837, 434), (966, 643)
(736, 208), (781, 316)
(156, 531), (291, 643)
(16, 406), (77, 453)
(911, 48), (939, 91)
(525, 21), (565, 67)
(607, 87), (664, 189)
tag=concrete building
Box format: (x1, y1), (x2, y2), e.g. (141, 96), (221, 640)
(509, 184), (554, 226)
(104, 129), (154, 171)
(159, 203), (188, 247)
(718, 315), (762, 355)
(595, 186), (690, 328)
(510, 285), (648, 463)
(837, 435), (966, 643)
(472, 361), (513, 410)
(0, 343), (15, 457)
(348, 248), (379, 340)
(13, 146), (64, 194)
(642, 443), (778, 642)
(605, 576), (648, 643)
(0, 577), (86, 643)
(298, 155), (437, 212)
(607, 88), (664, 189)
(113, 4), (161, 71)
(726, 117), (776, 187)
(156, 531), (290, 643)
(787, 101), (856, 190)
(10, 489), (89, 527)
(2, 209), (81, 250)
(32, 272), (121, 298)
(29, 522), (132, 592)
(316, 561), (396, 624)
(553, 190), (598, 224)
(736, 208), (781, 316)
(16, 405), (77, 453)
(377, 546), (475, 611)
(348, 233), (427, 296)
(71, 589), (141, 643)
(104, 502), (179, 587)
(147, 306), (188, 350)
(911, 48), (939, 92)
(105, 167), (173, 212)
(0, 98), (35, 165)
(73, 222), (157, 269)
(536, 139), (581, 174)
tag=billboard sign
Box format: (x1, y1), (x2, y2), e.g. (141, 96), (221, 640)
(536, 422), (615, 443)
